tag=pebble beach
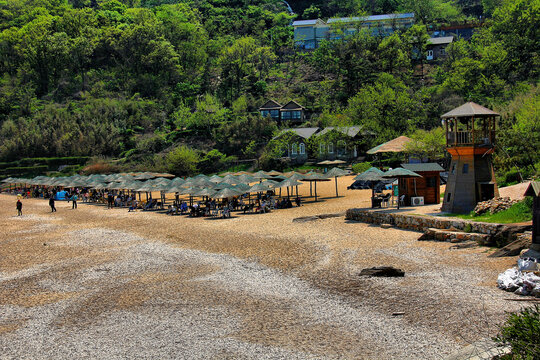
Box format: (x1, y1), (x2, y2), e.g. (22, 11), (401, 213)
(0, 177), (527, 359)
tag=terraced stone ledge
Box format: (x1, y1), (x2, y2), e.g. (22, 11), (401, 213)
(345, 208), (531, 246)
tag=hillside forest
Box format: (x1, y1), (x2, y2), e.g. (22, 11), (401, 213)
(0, 0), (538, 179)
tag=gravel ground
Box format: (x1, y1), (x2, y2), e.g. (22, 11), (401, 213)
(0, 179), (527, 359)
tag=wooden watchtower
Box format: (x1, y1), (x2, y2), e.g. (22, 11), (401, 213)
(441, 102), (500, 213)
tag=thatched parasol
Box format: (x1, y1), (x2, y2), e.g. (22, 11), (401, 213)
(304, 172), (329, 201)
(214, 187), (244, 199)
(382, 168), (421, 209)
(325, 167), (349, 197)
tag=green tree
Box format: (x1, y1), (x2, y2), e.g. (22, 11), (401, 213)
(403, 127), (446, 160)
(303, 5), (321, 19)
(218, 36), (276, 103)
(166, 145), (199, 176)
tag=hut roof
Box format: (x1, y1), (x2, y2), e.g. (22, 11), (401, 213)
(259, 99), (282, 110)
(367, 136), (412, 154)
(316, 126), (365, 138)
(273, 127), (320, 140)
(280, 100), (304, 111)
(524, 181), (540, 197)
(427, 36), (454, 45)
(441, 102), (499, 119)
(401, 163), (444, 172)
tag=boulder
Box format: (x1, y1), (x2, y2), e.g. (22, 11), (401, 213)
(359, 266), (405, 277)
(489, 233), (532, 257)
(489, 224), (532, 247)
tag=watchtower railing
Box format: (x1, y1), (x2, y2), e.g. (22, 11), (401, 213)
(447, 130), (495, 146)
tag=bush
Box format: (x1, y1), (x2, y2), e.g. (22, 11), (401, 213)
(166, 145), (199, 176)
(352, 162), (372, 174)
(498, 167), (523, 187)
(198, 149), (237, 174)
(82, 158), (120, 174)
(495, 305), (540, 359)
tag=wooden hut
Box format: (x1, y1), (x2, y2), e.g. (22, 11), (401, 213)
(399, 163), (444, 205)
(524, 181), (540, 248)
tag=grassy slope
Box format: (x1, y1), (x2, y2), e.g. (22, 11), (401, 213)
(446, 198), (533, 224)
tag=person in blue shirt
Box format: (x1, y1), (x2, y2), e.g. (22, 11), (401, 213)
(71, 194), (78, 209)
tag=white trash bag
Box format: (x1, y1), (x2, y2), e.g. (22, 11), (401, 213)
(518, 257), (538, 271)
(497, 267), (521, 291)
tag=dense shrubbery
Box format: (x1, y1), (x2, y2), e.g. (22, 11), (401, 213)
(0, 0), (537, 175)
(352, 162), (372, 174)
(166, 145), (199, 176)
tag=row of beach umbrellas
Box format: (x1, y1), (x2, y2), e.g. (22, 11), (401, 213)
(1, 168), (352, 201)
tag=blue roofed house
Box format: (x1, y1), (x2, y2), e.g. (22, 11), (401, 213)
(292, 19), (327, 49)
(293, 13), (415, 49)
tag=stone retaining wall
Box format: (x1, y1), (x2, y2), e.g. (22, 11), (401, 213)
(345, 208), (502, 235)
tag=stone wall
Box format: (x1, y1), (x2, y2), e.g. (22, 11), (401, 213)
(345, 208), (501, 235)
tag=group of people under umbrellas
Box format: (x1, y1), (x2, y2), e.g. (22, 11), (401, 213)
(2, 168), (352, 217)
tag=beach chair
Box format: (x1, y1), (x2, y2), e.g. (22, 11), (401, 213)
(381, 193), (391, 207)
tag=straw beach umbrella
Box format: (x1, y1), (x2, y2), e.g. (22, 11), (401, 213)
(354, 167), (387, 203)
(214, 187), (243, 199)
(325, 167), (349, 197)
(304, 172), (329, 201)
(382, 168), (421, 209)
(277, 178), (302, 199)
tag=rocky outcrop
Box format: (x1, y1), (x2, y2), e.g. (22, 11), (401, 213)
(473, 197), (518, 215)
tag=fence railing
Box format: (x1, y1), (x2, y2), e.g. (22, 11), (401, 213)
(447, 130), (495, 146)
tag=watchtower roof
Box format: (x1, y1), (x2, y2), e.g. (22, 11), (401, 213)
(441, 102), (499, 119)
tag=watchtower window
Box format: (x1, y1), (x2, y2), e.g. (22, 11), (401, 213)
(447, 193), (451, 202)
(451, 163), (456, 175)
(463, 164), (469, 174)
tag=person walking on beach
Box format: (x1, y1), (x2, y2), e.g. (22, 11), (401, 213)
(16, 199), (22, 216)
(49, 196), (56, 212)
(71, 193), (78, 209)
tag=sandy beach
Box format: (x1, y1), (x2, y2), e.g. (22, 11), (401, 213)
(0, 176), (526, 359)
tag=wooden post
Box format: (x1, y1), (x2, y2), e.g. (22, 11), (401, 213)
(454, 118), (457, 145)
(445, 118), (449, 147)
(471, 116), (475, 145)
(315, 181), (318, 202)
(335, 176), (338, 197)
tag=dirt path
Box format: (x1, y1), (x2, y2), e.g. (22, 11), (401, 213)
(0, 181), (525, 359)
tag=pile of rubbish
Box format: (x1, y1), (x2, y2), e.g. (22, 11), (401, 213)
(497, 258), (540, 296)
(474, 197), (518, 215)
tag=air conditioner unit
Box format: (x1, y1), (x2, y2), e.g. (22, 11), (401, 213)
(411, 196), (424, 206)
